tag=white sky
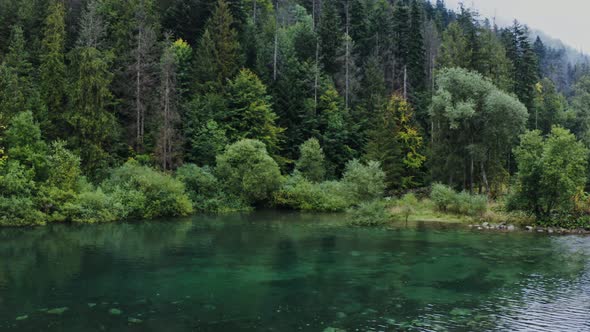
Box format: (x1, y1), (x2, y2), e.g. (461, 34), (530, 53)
(441, 0), (589, 52)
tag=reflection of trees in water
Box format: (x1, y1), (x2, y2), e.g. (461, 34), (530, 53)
(0, 221), (194, 306)
(0, 213), (589, 331)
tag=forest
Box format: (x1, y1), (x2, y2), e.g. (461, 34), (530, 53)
(1, 0), (590, 227)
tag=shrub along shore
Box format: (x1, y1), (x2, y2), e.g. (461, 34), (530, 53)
(2, 127), (584, 232)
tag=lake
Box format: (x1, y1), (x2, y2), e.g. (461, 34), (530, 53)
(1, 211), (589, 331)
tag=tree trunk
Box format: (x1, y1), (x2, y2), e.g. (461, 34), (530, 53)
(481, 161), (490, 195)
(344, 0), (349, 110)
(273, 2), (279, 81)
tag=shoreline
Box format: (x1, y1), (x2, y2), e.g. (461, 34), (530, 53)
(468, 222), (590, 235)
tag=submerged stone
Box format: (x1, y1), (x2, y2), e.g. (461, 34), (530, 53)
(128, 317), (143, 324)
(323, 327), (346, 332)
(15, 315), (28, 321)
(88, 303), (97, 308)
(109, 308), (123, 315)
(450, 308), (472, 316)
(47, 307), (69, 315)
(385, 318), (396, 325)
(336, 312), (347, 319)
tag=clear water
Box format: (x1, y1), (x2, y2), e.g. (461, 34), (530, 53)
(1, 211), (589, 332)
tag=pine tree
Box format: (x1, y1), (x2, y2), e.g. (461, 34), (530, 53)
(0, 25), (36, 124)
(67, 0), (117, 175)
(408, 0), (426, 95)
(391, 0), (410, 92)
(203, 0), (242, 87)
(226, 68), (283, 154)
(316, 85), (354, 176)
(318, 0), (342, 75)
(40, 0), (67, 139)
(438, 21), (471, 69)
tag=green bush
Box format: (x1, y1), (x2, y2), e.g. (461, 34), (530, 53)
(274, 173), (350, 212)
(397, 193), (418, 223)
(348, 200), (393, 226)
(0, 196), (46, 226)
(430, 183), (456, 211)
(430, 183), (488, 217)
(342, 159), (386, 204)
(0, 160), (46, 226)
(295, 138), (326, 182)
(176, 163), (249, 213)
(102, 160), (193, 219)
(64, 188), (120, 223)
(216, 139), (283, 205)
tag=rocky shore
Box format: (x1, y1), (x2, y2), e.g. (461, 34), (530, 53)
(468, 222), (590, 235)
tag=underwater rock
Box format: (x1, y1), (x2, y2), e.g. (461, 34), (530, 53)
(336, 312), (347, 319)
(323, 327), (346, 332)
(128, 317), (143, 324)
(47, 307), (69, 315)
(88, 303), (97, 308)
(450, 308), (472, 316)
(109, 308), (123, 315)
(15, 315), (28, 321)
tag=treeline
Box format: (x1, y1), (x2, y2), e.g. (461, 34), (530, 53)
(2, 0), (590, 226)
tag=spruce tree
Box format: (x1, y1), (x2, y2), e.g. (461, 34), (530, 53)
(318, 0), (342, 75)
(40, 0), (67, 139)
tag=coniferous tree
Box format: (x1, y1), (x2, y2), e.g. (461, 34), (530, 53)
(226, 68), (283, 154)
(199, 0), (242, 88)
(39, 0), (66, 139)
(67, 0), (117, 176)
(318, 0), (341, 75)
(0, 25), (38, 125)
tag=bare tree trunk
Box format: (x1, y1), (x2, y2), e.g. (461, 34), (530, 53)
(403, 65), (407, 99)
(344, 0), (349, 110)
(481, 161), (490, 195)
(314, 41), (319, 112)
(273, 1), (279, 81)
(136, 27), (142, 152)
(470, 156), (474, 194)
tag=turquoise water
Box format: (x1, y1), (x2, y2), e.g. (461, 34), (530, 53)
(1, 211), (589, 331)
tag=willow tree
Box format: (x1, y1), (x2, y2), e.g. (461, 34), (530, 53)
(430, 67), (528, 194)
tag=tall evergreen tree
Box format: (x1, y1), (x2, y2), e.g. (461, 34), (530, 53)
(40, 0), (67, 139)
(318, 0), (342, 75)
(67, 0), (117, 175)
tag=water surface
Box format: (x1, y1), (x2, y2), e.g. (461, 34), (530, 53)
(1, 211), (589, 331)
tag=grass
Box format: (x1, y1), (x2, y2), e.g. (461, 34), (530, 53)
(389, 199), (470, 224)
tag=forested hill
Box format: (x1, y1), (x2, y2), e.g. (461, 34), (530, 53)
(2, 0), (590, 226)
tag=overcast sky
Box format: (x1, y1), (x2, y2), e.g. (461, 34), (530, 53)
(441, 0), (589, 52)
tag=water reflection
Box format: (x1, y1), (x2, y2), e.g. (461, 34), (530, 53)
(0, 212), (588, 331)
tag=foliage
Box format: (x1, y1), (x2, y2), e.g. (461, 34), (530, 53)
(274, 173), (351, 212)
(215, 139), (283, 205)
(430, 183), (488, 217)
(176, 163), (248, 213)
(102, 160), (194, 219)
(295, 138), (326, 183)
(226, 68), (283, 153)
(398, 193), (419, 223)
(348, 200), (392, 226)
(430, 68), (528, 194)
(510, 127), (588, 218)
(341, 159), (386, 203)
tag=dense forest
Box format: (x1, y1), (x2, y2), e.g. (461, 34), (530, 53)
(2, 0), (590, 227)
